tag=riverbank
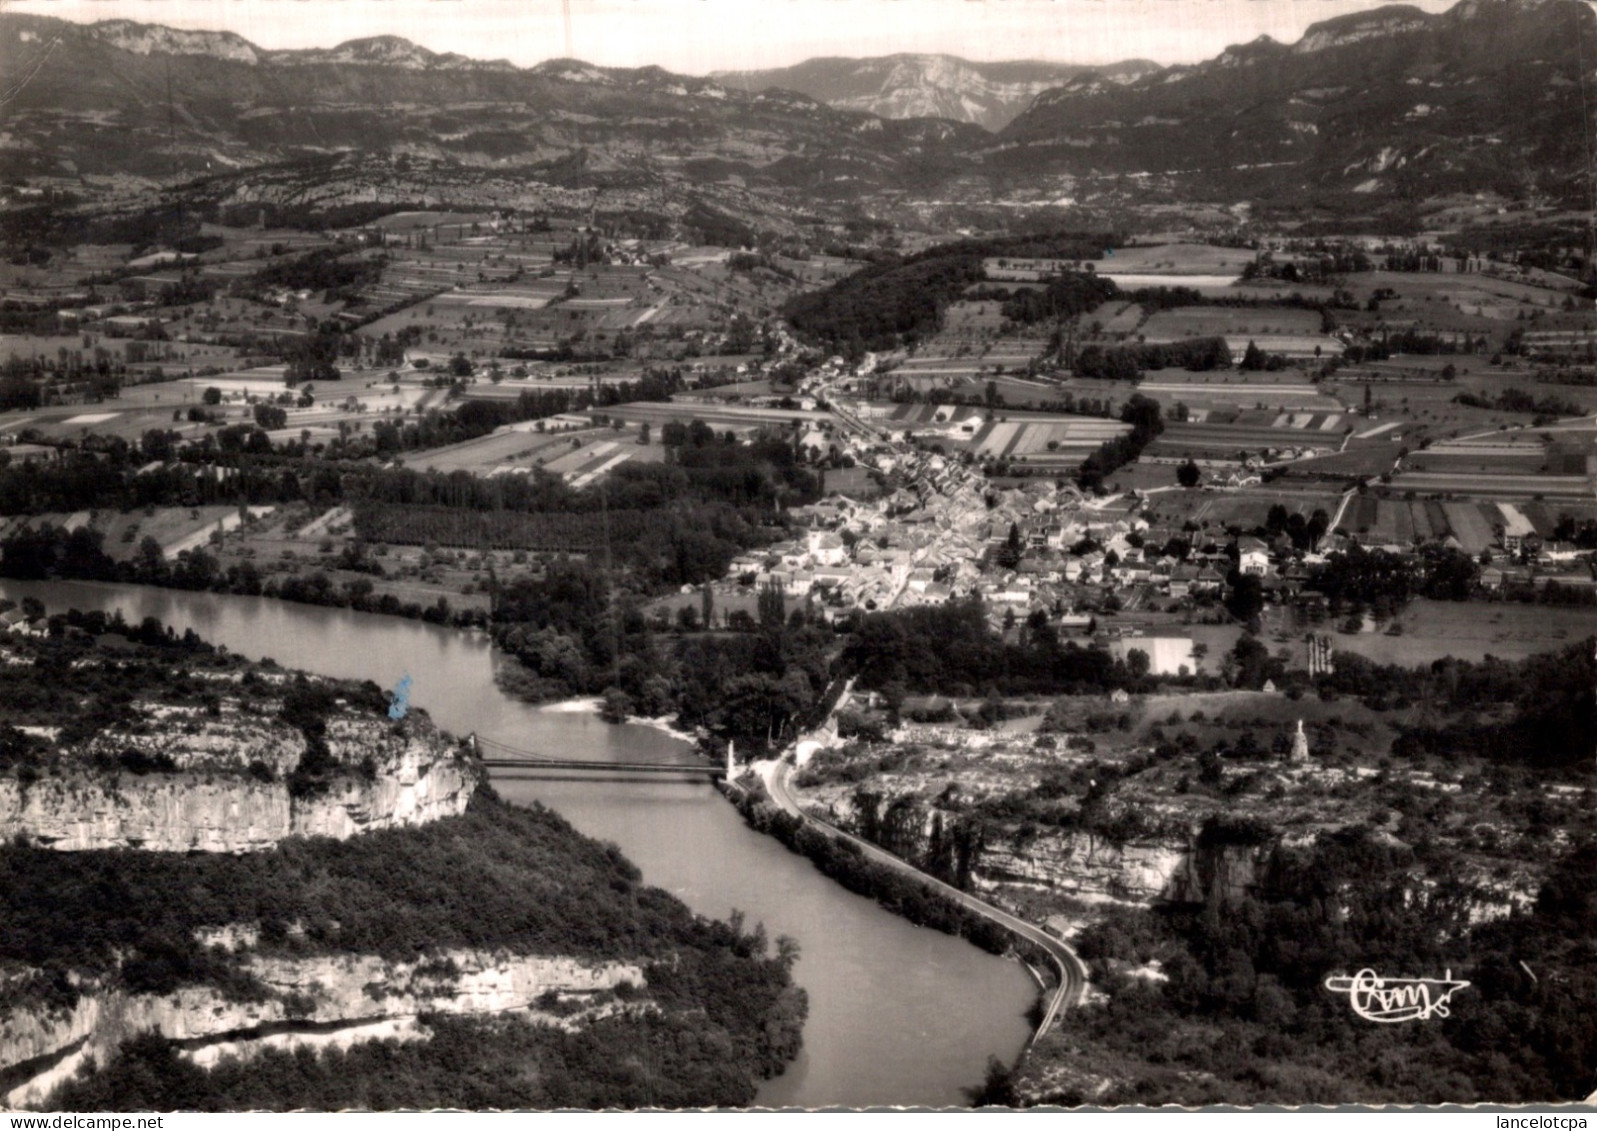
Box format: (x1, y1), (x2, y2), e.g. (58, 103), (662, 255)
(725, 774), (1018, 958)
(537, 697), (702, 747)
(0, 578), (1041, 1108)
(13, 793), (808, 1110)
(0, 614), (807, 1109)
(739, 759), (1089, 1060)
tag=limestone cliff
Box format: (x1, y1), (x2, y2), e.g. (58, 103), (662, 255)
(977, 826), (1278, 906)
(0, 709), (478, 852)
(808, 791), (1275, 909)
(3, 948), (645, 1108)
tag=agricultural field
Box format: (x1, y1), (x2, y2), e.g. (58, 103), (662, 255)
(1152, 413), (1347, 461)
(1342, 267), (1589, 326)
(1140, 305), (1323, 341)
(1138, 374), (1344, 413)
(367, 210), (497, 234)
(4, 365), (447, 451)
(822, 465), (888, 500)
(1088, 300), (1145, 336)
(966, 416), (1130, 462)
(1387, 471), (1594, 502)
(1276, 440), (1407, 479)
(878, 402), (1130, 465)
(401, 423), (609, 474)
(1336, 494), (1597, 550)
(1388, 420), (1595, 501)
(1324, 598), (1597, 665)
(1097, 242), (1255, 275)
(602, 399), (829, 433)
(539, 435), (668, 487)
(1187, 593), (1597, 671)
(1145, 484), (1342, 531)
(0, 505), (267, 560)
(986, 374), (1087, 408)
(938, 300), (1012, 340)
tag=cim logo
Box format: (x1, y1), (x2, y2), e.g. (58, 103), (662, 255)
(1324, 969), (1470, 1023)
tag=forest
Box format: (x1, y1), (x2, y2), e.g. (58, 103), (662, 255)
(784, 231), (1115, 354)
(0, 613), (808, 1109)
(1072, 337), (1232, 382)
(242, 248), (386, 302)
(841, 598), (1121, 697)
(490, 559), (840, 746)
(1023, 826), (1597, 1105)
(10, 791), (805, 1109)
(1327, 639), (1596, 770)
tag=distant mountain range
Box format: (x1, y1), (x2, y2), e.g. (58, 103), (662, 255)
(0, 11), (987, 192)
(2, 0), (1593, 216)
(714, 55), (1159, 131)
(990, 0), (1597, 204)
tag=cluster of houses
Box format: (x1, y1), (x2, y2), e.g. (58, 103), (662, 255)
(0, 607), (47, 638)
(717, 450), (1328, 625)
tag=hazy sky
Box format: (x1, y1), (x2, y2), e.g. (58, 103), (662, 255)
(2, 0), (1466, 71)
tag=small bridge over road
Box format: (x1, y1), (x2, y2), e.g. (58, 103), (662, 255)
(470, 734), (724, 780)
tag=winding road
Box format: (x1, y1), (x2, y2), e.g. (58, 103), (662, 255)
(753, 759), (1088, 1045)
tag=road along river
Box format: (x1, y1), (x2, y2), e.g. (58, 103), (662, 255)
(0, 580), (1038, 1109)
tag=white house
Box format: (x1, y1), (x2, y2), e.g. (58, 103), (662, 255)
(807, 531), (849, 567)
(1237, 537), (1271, 577)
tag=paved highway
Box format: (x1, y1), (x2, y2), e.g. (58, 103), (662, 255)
(755, 760), (1088, 1045)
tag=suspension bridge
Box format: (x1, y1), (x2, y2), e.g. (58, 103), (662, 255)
(469, 734), (725, 780)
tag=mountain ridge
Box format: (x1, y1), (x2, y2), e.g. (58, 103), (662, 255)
(715, 54), (1160, 131)
(995, 0), (1597, 205)
(1, 0), (1593, 215)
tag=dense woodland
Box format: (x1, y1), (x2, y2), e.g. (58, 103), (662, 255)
(1023, 826), (1597, 1104)
(0, 618), (806, 1106)
(14, 790), (805, 1109)
(784, 232), (1115, 354)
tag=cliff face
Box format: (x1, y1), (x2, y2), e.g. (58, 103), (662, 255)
(2, 949), (645, 1108)
(0, 692), (479, 853)
(0, 737), (477, 852)
(813, 793), (1272, 908)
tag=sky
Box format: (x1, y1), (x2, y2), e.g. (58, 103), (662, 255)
(0, 0), (1466, 72)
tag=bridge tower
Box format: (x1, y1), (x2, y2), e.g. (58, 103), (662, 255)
(725, 740), (739, 782)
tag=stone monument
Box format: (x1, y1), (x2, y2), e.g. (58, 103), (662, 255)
(1290, 719), (1310, 762)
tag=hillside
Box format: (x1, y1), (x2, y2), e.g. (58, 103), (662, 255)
(993, 0), (1597, 208)
(4, 1), (1593, 218)
(0, 612), (806, 1109)
(786, 618), (1597, 1105)
(715, 55), (1156, 132)
(0, 11), (985, 194)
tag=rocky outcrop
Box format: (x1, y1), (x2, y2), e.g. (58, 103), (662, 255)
(812, 794), (1275, 908)
(2, 950), (645, 1108)
(0, 728), (478, 853)
(976, 832), (1193, 904)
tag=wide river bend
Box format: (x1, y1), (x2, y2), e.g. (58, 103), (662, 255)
(0, 580), (1036, 1109)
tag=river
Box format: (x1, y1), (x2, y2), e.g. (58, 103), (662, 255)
(0, 579), (1037, 1109)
